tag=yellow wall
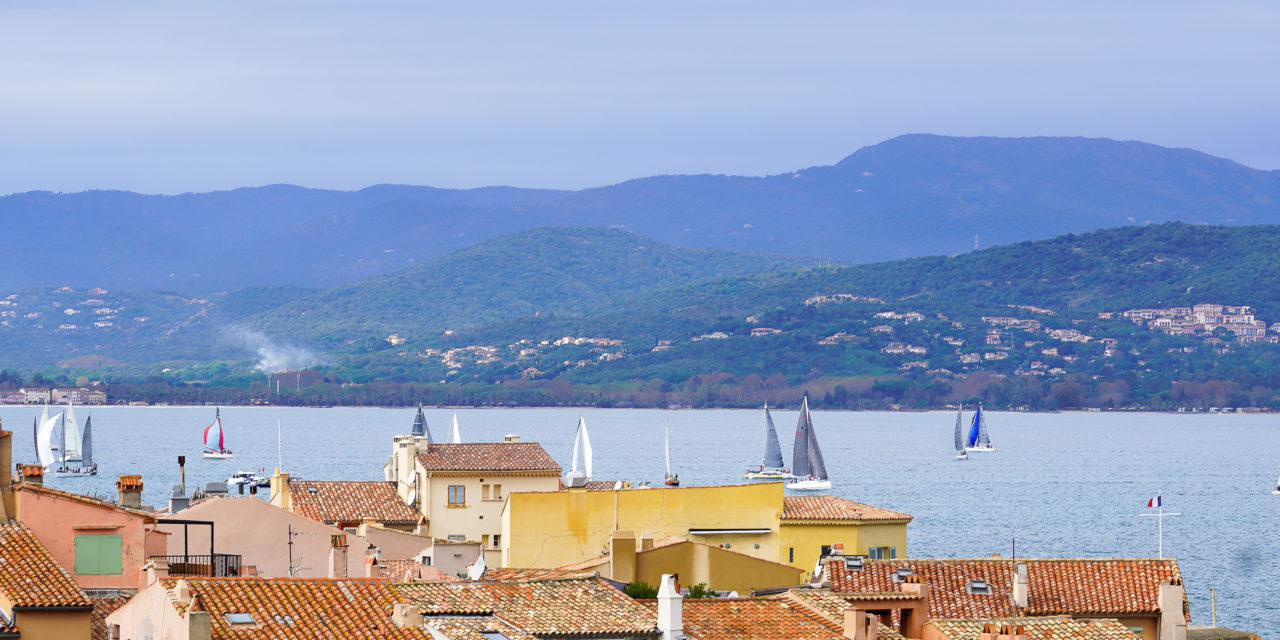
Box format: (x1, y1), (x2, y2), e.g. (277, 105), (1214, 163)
(502, 483), (784, 569)
(14, 609), (92, 640)
(425, 473), (559, 568)
(1114, 616), (1157, 640)
(779, 520), (909, 574)
(636, 542), (804, 594)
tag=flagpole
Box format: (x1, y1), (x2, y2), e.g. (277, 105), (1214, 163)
(1138, 495), (1181, 559)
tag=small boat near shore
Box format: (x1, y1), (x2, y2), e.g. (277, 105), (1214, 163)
(663, 420), (679, 486)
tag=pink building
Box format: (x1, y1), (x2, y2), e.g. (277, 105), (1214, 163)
(15, 472), (168, 591)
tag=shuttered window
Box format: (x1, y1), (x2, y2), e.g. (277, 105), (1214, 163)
(74, 534), (123, 575)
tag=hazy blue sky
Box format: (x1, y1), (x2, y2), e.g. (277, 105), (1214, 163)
(1, 2), (1276, 194)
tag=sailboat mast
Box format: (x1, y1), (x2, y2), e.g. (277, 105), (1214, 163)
(665, 420), (672, 476)
(277, 418), (283, 471)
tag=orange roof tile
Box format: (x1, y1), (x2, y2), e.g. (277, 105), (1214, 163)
(930, 617), (1142, 640)
(416, 442), (560, 473)
(0, 520), (91, 609)
(422, 614), (537, 640)
(652, 598), (846, 640)
(824, 558), (1183, 618)
(92, 596), (131, 640)
(395, 576), (657, 636)
(17, 482), (158, 519)
(288, 480), (419, 525)
(480, 568), (601, 581)
(781, 495), (912, 522)
(376, 559), (461, 583)
(776, 589), (906, 640)
(160, 577), (429, 639)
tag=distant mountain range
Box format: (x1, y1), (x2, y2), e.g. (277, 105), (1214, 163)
(3, 134), (1278, 289)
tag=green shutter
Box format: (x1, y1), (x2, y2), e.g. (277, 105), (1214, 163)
(74, 534), (123, 575)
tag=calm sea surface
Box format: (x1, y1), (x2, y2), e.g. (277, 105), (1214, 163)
(1, 406), (1276, 634)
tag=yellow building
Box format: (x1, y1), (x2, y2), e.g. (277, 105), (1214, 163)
(384, 433), (561, 567)
(500, 480), (911, 573)
(557, 531), (806, 594)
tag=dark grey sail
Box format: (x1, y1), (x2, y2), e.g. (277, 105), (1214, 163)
(411, 405), (431, 441)
(761, 404), (785, 470)
(81, 416), (94, 467)
(954, 407), (965, 453)
(802, 398), (829, 481)
(791, 397), (812, 478)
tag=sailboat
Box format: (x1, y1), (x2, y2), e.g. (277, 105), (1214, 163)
(1272, 471), (1280, 494)
(963, 403), (997, 452)
(450, 412), (461, 444)
(34, 411), (62, 470)
(55, 415), (97, 477)
(787, 397), (831, 491)
(663, 420), (679, 486)
(411, 404), (431, 441)
(59, 401), (83, 462)
(565, 417), (592, 487)
(953, 407), (968, 460)
(202, 408), (234, 459)
(745, 403), (791, 479)
(39, 405), (52, 451)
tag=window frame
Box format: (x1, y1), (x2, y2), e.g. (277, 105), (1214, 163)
(447, 484), (466, 507)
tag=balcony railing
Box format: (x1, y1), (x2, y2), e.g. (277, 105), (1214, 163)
(151, 554), (243, 578)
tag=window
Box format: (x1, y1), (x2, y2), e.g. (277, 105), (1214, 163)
(492, 535), (501, 549)
(789, 547), (794, 563)
(482, 534), (490, 547)
(447, 534), (466, 542)
(890, 546), (897, 559)
(492, 484), (502, 499)
(482, 484), (491, 500)
(967, 579), (993, 595)
(225, 613), (256, 627)
(448, 485), (466, 506)
(820, 545), (832, 557)
(869, 546), (896, 560)
(74, 534), (123, 575)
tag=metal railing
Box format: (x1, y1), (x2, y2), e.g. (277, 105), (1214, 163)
(151, 554), (242, 578)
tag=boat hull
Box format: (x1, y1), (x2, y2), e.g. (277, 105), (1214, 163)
(955, 452), (968, 460)
(964, 445), (997, 452)
(787, 479), (832, 491)
(203, 451), (234, 459)
(54, 466), (97, 478)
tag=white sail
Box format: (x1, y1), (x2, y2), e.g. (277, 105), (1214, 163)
(37, 412), (61, 469)
(665, 420), (673, 476)
(451, 413), (461, 444)
(467, 550), (486, 581)
(62, 402), (82, 460)
(569, 416), (593, 480)
(40, 405), (53, 450)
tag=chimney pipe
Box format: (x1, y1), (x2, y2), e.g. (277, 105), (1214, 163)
(17, 464), (43, 486)
(178, 455), (186, 494)
(657, 573), (683, 640)
(0, 426), (13, 520)
(117, 475), (144, 509)
(329, 534), (349, 578)
(1012, 563), (1028, 609)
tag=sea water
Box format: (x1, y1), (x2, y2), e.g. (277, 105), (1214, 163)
(1, 405), (1276, 634)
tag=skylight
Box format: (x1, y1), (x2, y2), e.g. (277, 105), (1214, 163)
(225, 612), (256, 626)
(967, 578), (993, 595)
(481, 632), (513, 640)
(891, 567), (916, 582)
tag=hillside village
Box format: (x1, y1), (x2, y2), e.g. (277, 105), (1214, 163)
(0, 409), (1237, 640)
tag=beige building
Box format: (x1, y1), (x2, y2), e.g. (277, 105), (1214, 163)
(161, 495), (372, 578)
(384, 433), (561, 567)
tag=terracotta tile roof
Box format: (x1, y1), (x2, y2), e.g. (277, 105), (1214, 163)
(584, 479), (627, 490)
(825, 558), (1183, 618)
(376, 560), (461, 583)
(781, 495), (913, 521)
(776, 589), (904, 640)
(654, 598), (846, 640)
(0, 520), (91, 609)
(480, 568), (601, 581)
(415, 442), (561, 473)
(395, 576), (658, 637)
(92, 596), (132, 640)
(288, 480), (419, 525)
(422, 614), (537, 640)
(17, 482), (157, 519)
(160, 577), (430, 639)
(930, 617), (1142, 640)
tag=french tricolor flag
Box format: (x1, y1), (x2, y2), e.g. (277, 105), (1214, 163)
(1147, 495), (1162, 508)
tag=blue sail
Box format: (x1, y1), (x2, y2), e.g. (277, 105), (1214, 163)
(967, 405), (982, 448)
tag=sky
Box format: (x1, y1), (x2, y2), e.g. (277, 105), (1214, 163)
(1, 1), (1277, 194)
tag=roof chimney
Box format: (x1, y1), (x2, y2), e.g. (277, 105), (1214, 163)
(610, 530), (637, 584)
(503, 434), (520, 443)
(843, 609), (879, 640)
(1157, 579), (1188, 640)
(392, 603), (424, 629)
(16, 463), (43, 486)
(657, 573), (683, 640)
(329, 534), (349, 578)
(0, 426), (13, 520)
(1011, 563), (1028, 609)
(117, 474), (143, 509)
(269, 469), (290, 510)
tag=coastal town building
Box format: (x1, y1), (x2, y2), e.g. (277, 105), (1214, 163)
(501, 481), (911, 576)
(384, 431), (562, 567)
(273, 478), (422, 532)
(0, 520), (94, 640)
